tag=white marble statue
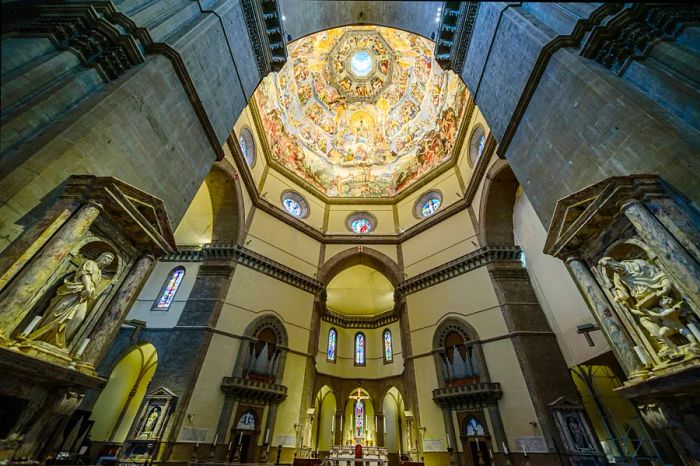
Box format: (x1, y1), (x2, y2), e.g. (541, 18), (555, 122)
(27, 252), (114, 348)
(599, 257), (672, 307)
(630, 296), (700, 359)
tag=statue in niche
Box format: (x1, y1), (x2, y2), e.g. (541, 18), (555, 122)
(140, 406), (161, 437)
(599, 256), (700, 361)
(26, 252), (114, 349)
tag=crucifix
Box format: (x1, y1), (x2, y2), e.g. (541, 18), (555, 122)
(349, 387), (369, 445)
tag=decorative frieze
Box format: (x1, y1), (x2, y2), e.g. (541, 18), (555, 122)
(432, 382), (502, 409)
(321, 308), (398, 329)
(241, 0), (287, 76)
(397, 246), (522, 295)
(220, 376), (288, 404)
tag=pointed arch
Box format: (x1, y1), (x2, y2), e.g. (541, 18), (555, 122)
(478, 159), (519, 246)
(318, 247), (402, 286)
(205, 159), (246, 245)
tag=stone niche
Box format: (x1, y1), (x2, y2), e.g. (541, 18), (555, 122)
(544, 174), (700, 465)
(0, 175), (175, 461)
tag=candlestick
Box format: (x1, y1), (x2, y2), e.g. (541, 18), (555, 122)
(214, 434), (219, 445)
(21, 316), (42, 336)
(501, 441), (508, 454)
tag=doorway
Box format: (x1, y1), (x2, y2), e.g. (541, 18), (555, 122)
(459, 415), (491, 466)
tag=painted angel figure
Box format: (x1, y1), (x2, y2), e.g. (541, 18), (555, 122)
(27, 252), (114, 348)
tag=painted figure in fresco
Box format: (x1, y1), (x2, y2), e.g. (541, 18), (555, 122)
(27, 252), (114, 348)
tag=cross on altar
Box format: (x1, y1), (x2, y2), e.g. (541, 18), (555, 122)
(349, 387), (369, 403)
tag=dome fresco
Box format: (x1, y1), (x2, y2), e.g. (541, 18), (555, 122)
(253, 26), (469, 198)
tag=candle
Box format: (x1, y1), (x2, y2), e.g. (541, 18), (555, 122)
(21, 316), (42, 336)
(75, 338), (90, 358)
(214, 434), (218, 445)
(446, 435), (451, 449)
(501, 441), (508, 454)
(265, 428), (270, 443)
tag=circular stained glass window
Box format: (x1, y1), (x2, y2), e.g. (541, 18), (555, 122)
(346, 212), (376, 234)
(281, 191), (309, 218)
(239, 127), (256, 167)
(469, 126), (487, 167)
(414, 191), (442, 218)
(350, 50), (373, 77)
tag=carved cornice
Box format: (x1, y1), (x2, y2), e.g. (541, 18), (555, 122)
(161, 243), (323, 294)
(321, 308), (399, 329)
(543, 174), (667, 259)
(240, 0), (287, 76)
(221, 376), (288, 403)
(435, 2), (479, 73)
(397, 246), (522, 295)
(581, 4), (700, 75)
(432, 382), (503, 409)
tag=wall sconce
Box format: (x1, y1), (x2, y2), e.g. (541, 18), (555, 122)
(576, 323), (600, 347)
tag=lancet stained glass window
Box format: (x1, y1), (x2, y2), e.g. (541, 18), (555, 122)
(383, 329), (393, 362)
(355, 332), (366, 365)
(155, 267), (185, 310)
(327, 328), (337, 362)
(354, 400), (364, 437)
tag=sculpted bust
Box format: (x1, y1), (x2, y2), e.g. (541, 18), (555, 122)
(27, 252), (114, 348)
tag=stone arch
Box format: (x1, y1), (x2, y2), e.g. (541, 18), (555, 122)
(242, 313), (289, 347)
(204, 159), (245, 245)
(318, 247), (402, 287)
(478, 159), (519, 247)
(233, 313), (289, 383)
(432, 317), (490, 385)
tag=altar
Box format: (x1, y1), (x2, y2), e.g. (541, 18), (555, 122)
(330, 445), (388, 466)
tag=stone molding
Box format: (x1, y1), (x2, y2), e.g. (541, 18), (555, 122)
(220, 376), (288, 403)
(435, 2), (479, 73)
(397, 246), (522, 295)
(161, 243), (323, 294)
(321, 308), (399, 329)
(432, 382), (502, 409)
(240, 0), (287, 76)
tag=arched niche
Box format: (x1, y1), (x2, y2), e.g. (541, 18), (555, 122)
(432, 317), (490, 387)
(233, 314), (289, 383)
(311, 385), (337, 452)
(89, 343), (158, 443)
(318, 247), (402, 287)
(174, 160), (244, 246)
(381, 386), (407, 454)
(478, 159), (519, 247)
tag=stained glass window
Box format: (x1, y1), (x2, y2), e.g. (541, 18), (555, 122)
(415, 191), (442, 218)
(154, 267), (185, 310)
(281, 191), (309, 218)
(383, 329), (393, 362)
(421, 198), (441, 217)
(355, 332), (366, 365)
(354, 400), (364, 437)
(347, 212), (375, 234)
(469, 126), (487, 167)
(465, 417), (485, 436)
(327, 328), (337, 362)
(239, 128), (255, 166)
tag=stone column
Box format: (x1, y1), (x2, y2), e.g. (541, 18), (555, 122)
(0, 202), (102, 340)
(261, 403), (280, 460)
(214, 395), (237, 459)
(82, 254), (155, 365)
(622, 201), (700, 309)
(376, 413), (385, 447)
(566, 257), (644, 376)
(440, 408), (460, 466)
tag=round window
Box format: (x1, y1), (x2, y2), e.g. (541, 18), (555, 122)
(281, 191), (309, 218)
(468, 126), (487, 167)
(346, 212), (376, 234)
(415, 191), (442, 218)
(239, 127), (256, 167)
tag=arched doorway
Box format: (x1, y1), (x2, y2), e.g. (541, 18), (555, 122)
(230, 410), (260, 463)
(382, 387), (406, 461)
(312, 385), (337, 454)
(459, 415), (491, 466)
(89, 344), (158, 448)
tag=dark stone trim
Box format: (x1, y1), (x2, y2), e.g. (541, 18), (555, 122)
(240, 0), (287, 76)
(161, 243), (323, 294)
(496, 3), (624, 156)
(463, 133), (498, 204)
(397, 246), (521, 295)
(435, 2), (479, 73)
(432, 382), (502, 409)
(321, 308), (399, 329)
(221, 376), (288, 403)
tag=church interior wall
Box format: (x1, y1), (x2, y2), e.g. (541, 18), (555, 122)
(401, 210), (478, 278)
(316, 320), (403, 379)
(0, 54), (215, 253)
(512, 188), (609, 367)
(244, 209), (321, 277)
(234, 106), (269, 190)
(261, 170), (327, 231)
(173, 181), (215, 246)
(125, 261), (201, 329)
(323, 244), (399, 266)
(394, 170), (463, 232)
(222, 143), (254, 223)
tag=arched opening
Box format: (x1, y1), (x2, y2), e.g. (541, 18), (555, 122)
(173, 161), (244, 246)
(342, 388), (375, 446)
(311, 386), (337, 453)
(432, 318), (487, 387)
(89, 343), (158, 445)
(382, 387), (407, 457)
(236, 314), (288, 384)
(478, 159), (519, 247)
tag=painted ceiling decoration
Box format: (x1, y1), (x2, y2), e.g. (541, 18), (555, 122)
(254, 26), (469, 198)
